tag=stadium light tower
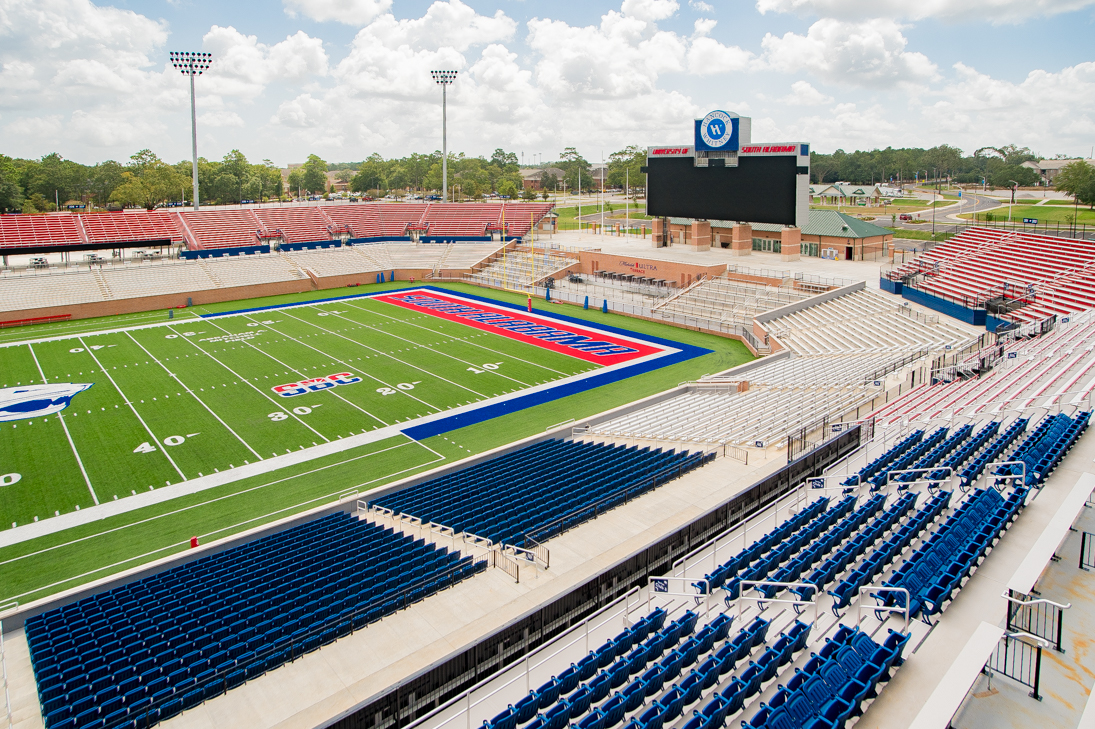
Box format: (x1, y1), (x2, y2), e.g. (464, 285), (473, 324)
(170, 51), (213, 211)
(431, 70), (457, 202)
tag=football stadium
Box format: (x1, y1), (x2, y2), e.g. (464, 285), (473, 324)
(4, 56), (1095, 729)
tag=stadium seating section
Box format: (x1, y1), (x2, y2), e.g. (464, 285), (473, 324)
(0, 203), (555, 252)
(886, 227), (1095, 323)
(27, 513), (486, 729)
(872, 312), (1095, 424)
(371, 440), (712, 545)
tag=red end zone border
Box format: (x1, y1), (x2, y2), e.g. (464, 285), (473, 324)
(374, 290), (668, 366)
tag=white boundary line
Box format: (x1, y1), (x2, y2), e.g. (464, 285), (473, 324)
(198, 315), (388, 429)
(165, 322), (332, 446)
(277, 307), (491, 401)
(344, 299), (572, 377)
(0, 288), (683, 548)
(327, 303), (537, 388)
(124, 330), (265, 463)
(0, 439), (446, 602)
(26, 344), (99, 506)
(78, 336), (188, 483)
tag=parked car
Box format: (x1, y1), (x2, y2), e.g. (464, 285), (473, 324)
(898, 213), (913, 221)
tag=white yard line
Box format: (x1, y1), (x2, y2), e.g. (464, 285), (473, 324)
(337, 301), (550, 384)
(279, 307), (491, 400)
(199, 316), (386, 428)
(0, 345), (674, 550)
(0, 440), (446, 603)
(27, 344), (100, 506)
(165, 323), (331, 444)
(78, 336), (188, 483)
(124, 331), (265, 462)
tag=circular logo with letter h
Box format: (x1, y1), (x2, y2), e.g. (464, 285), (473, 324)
(700, 110), (733, 148)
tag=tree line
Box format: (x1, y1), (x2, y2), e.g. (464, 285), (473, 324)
(809, 144), (1046, 188)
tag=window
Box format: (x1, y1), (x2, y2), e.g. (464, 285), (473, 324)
(751, 237), (781, 253)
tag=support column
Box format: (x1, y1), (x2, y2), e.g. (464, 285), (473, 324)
(731, 223), (752, 257)
(690, 220), (711, 251)
(780, 227), (801, 262)
(651, 219), (664, 248)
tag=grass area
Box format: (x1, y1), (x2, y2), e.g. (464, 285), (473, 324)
(959, 205), (1095, 223)
(886, 228), (958, 242)
(0, 280), (752, 605)
(1044, 199), (1090, 206)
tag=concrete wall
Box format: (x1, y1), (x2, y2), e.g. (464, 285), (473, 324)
(576, 251), (726, 288)
(754, 281), (865, 324)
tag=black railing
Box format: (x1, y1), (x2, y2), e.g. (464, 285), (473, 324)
(1080, 531), (1095, 571)
(92, 555), (488, 729)
(986, 633), (1043, 700)
(1005, 589), (1066, 652)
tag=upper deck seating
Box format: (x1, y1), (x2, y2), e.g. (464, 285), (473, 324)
(79, 212), (182, 245)
(177, 210), (267, 250)
(420, 204), (501, 236)
(252, 208), (332, 244)
(0, 215), (84, 250)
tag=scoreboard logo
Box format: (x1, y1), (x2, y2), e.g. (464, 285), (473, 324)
(699, 110), (732, 148)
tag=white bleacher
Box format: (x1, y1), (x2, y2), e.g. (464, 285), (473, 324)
(283, 248), (382, 278)
(587, 385), (879, 447)
(101, 263), (216, 299)
(202, 254), (309, 288)
(654, 275), (812, 328)
(767, 288), (978, 354)
(468, 249), (578, 288)
(437, 243), (500, 270)
(0, 270), (104, 311)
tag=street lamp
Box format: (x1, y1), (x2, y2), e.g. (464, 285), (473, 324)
(430, 70), (458, 203)
(170, 51), (212, 211)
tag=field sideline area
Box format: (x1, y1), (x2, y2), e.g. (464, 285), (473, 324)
(0, 281), (752, 607)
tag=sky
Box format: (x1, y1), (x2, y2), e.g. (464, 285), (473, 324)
(1, 0), (1094, 167)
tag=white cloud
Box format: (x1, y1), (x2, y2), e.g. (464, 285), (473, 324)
(689, 0), (715, 12)
(282, 0), (392, 26)
(620, 0), (679, 22)
(755, 0), (1095, 23)
(202, 26), (328, 101)
(779, 80), (833, 105)
(693, 18), (717, 37)
(198, 111), (246, 128)
(688, 37), (753, 75)
(761, 18), (937, 88)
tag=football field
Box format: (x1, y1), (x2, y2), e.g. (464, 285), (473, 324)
(0, 283), (750, 604)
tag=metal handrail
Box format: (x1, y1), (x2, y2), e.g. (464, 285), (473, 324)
(736, 580), (819, 627)
(857, 586), (910, 633)
(1001, 591), (1071, 611)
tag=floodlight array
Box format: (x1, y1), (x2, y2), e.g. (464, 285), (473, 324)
(431, 70), (458, 85)
(170, 51), (213, 76)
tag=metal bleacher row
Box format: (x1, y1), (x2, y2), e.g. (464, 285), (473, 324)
(584, 289), (980, 450)
(885, 227), (1095, 323)
(26, 512), (487, 729)
(0, 202), (555, 252)
(416, 394), (1091, 729)
(371, 440), (712, 546)
(872, 309), (1095, 425)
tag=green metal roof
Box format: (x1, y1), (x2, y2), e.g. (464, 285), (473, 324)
(668, 210), (890, 240)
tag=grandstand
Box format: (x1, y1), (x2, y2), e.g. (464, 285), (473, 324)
(467, 247), (579, 289)
(6, 200), (1095, 729)
(582, 286), (980, 451)
(884, 227), (1095, 325)
(651, 274), (814, 332)
(0, 202), (556, 256)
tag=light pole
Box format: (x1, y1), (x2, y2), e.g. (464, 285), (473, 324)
(1008, 180), (1019, 225)
(430, 70), (457, 203)
(170, 51), (212, 211)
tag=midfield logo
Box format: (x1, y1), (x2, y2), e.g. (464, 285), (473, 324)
(272, 373), (362, 397)
(0, 383), (93, 423)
